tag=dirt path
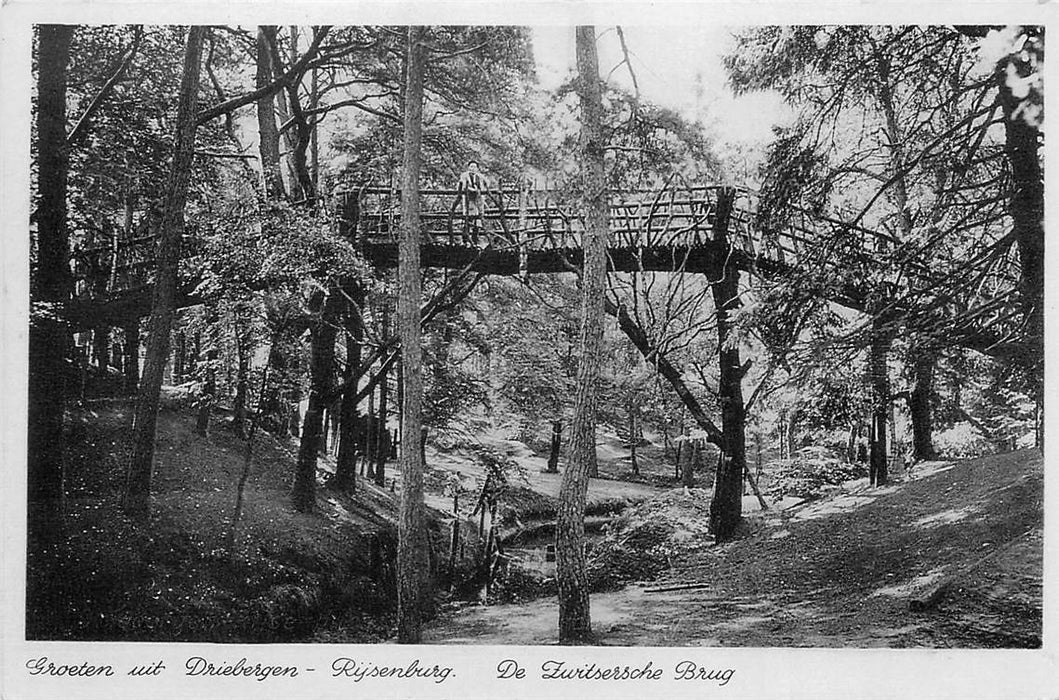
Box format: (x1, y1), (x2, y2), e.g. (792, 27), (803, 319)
(423, 450), (1043, 647)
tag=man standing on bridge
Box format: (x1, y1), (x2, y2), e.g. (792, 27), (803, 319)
(457, 160), (486, 245)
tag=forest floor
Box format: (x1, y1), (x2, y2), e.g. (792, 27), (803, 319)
(28, 393), (405, 642)
(423, 450), (1044, 647)
(28, 392), (1043, 647)
(27, 393), (703, 642)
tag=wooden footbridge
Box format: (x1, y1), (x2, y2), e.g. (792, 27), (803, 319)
(68, 181), (1024, 358)
(348, 183), (883, 281)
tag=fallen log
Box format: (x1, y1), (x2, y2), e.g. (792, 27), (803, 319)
(644, 581), (713, 594)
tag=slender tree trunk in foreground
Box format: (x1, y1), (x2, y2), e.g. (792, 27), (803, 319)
(396, 25), (430, 644)
(293, 291), (340, 512)
(557, 25), (607, 644)
(123, 27), (206, 519)
(707, 189), (747, 542)
(29, 24), (74, 516)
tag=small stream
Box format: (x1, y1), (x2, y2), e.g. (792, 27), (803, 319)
(501, 515), (615, 576)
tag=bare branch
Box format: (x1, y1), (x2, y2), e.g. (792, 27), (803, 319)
(67, 26), (144, 147)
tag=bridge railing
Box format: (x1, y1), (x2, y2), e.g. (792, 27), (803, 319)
(351, 184), (750, 251)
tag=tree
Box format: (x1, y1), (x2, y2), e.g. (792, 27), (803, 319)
(556, 25), (607, 644)
(28, 25), (75, 517)
(123, 26), (207, 518)
(256, 26), (286, 200)
(292, 289), (340, 512)
(707, 189), (749, 539)
(726, 26), (1028, 471)
(395, 24), (430, 644)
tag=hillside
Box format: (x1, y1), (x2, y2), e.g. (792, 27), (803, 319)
(424, 449), (1043, 647)
(26, 395), (673, 642)
(27, 395), (402, 642)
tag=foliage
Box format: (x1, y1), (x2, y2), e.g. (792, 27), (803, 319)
(326, 26), (541, 191)
(933, 423), (996, 460)
(586, 489), (712, 590)
(764, 447), (868, 500)
(483, 277), (579, 426)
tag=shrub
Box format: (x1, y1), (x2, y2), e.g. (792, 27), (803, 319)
(934, 422), (996, 459)
(764, 447), (867, 500)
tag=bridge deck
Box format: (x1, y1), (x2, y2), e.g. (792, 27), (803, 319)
(66, 183), (1021, 358)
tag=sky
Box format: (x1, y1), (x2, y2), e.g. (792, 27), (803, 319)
(531, 25), (792, 153)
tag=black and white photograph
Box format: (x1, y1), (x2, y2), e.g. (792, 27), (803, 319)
(2, 3), (1056, 699)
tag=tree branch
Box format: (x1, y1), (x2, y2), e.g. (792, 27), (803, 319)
(67, 26), (144, 148)
(195, 25), (331, 126)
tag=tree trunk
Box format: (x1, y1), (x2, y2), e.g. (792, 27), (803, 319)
(93, 326), (110, 371)
(374, 354), (389, 487)
(123, 27), (206, 519)
(272, 45), (301, 200)
(365, 379), (376, 478)
(28, 24), (74, 514)
(909, 347), (937, 461)
(122, 317), (140, 393)
(557, 25), (607, 644)
(231, 311), (250, 438)
(310, 66), (319, 194)
(998, 53), (1044, 433)
(546, 420), (562, 473)
(171, 329), (185, 383)
(332, 282), (365, 490)
(272, 27), (315, 203)
(292, 290), (340, 512)
(604, 298), (725, 445)
(786, 411), (798, 458)
(196, 304), (218, 436)
(628, 407), (639, 476)
(256, 26), (285, 200)
(707, 188), (746, 542)
(868, 311), (891, 487)
(448, 488), (460, 589)
(396, 25), (430, 644)
(681, 439), (698, 488)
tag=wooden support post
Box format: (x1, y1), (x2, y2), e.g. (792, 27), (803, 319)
(518, 175), (528, 279)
